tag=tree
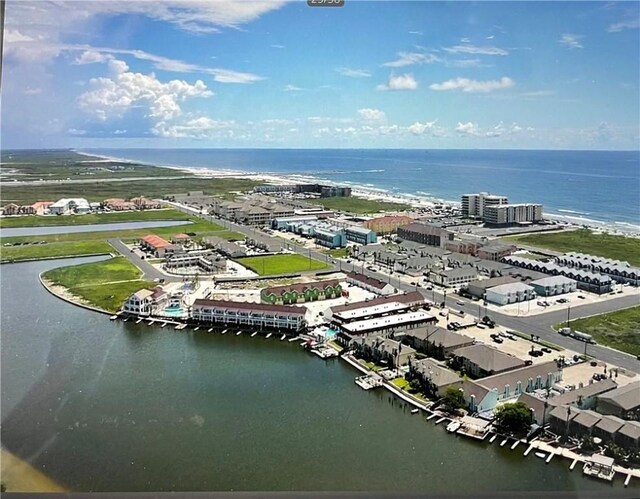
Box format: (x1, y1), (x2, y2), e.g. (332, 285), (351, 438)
(580, 435), (598, 452)
(409, 378), (422, 392)
(442, 387), (466, 414)
(604, 442), (626, 461)
(493, 402), (532, 436)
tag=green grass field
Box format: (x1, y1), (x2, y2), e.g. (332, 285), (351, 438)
(307, 196), (411, 214)
(0, 241), (114, 262)
(558, 306), (640, 356)
(1, 177), (262, 205)
(43, 256), (154, 312)
(0, 209), (189, 228)
(237, 253), (329, 276)
(505, 229), (640, 266)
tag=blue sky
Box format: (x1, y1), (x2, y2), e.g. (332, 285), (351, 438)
(3, 1), (639, 149)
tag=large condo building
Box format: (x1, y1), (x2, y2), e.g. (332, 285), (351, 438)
(483, 203), (543, 226)
(396, 223), (454, 248)
(461, 192), (508, 219)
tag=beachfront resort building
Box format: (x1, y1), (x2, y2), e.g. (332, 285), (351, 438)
(203, 236), (246, 258)
(556, 252), (640, 286)
(261, 279), (343, 304)
(191, 299), (307, 332)
(345, 272), (396, 295)
(483, 204), (543, 226)
(397, 222), (454, 248)
(122, 287), (169, 316)
(352, 336), (416, 368)
(164, 250), (227, 275)
(461, 192), (508, 219)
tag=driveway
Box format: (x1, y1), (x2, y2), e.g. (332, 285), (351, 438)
(108, 238), (181, 283)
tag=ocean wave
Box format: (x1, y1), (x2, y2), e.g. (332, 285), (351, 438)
(557, 209), (591, 216)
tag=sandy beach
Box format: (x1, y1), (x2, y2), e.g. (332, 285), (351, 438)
(1, 448), (67, 492)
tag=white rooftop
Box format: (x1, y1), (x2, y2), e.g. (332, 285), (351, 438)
(334, 301), (409, 321)
(488, 282), (535, 294)
(530, 275), (576, 287)
(342, 310), (434, 333)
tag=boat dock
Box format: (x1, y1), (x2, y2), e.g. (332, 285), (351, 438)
(490, 434), (498, 444)
(266, 333), (272, 339)
(222, 329), (227, 335)
(194, 326), (200, 331)
(251, 332), (257, 337)
(175, 324), (187, 330)
(161, 322), (167, 328)
(280, 334), (286, 341)
(236, 331), (242, 336)
(510, 440), (520, 450)
(355, 375), (383, 390)
(312, 347), (339, 359)
(523, 444), (533, 456)
(500, 438), (508, 447)
(435, 417), (446, 425)
(426, 413), (437, 421)
(546, 452), (554, 464)
(135, 318), (142, 324)
(208, 328), (213, 332)
(570, 459), (579, 471)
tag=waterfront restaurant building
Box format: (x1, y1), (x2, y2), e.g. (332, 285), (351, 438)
(261, 279), (342, 304)
(191, 299), (306, 332)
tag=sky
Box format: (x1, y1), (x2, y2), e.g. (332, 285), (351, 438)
(2, 0), (639, 150)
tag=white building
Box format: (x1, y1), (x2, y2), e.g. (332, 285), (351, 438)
(429, 267), (478, 287)
(530, 275), (577, 296)
(122, 287), (168, 316)
(483, 203), (543, 226)
(485, 282), (536, 306)
(461, 192), (508, 219)
(49, 198), (91, 215)
(345, 272), (395, 295)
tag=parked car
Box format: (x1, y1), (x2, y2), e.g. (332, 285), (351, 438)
(456, 300), (465, 306)
(578, 295), (586, 299)
(492, 337), (504, 344)
(541, 347), (552, 354)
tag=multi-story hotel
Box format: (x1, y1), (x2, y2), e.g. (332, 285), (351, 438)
(483, 203), (543, 226)
(461, 192), (508, 219)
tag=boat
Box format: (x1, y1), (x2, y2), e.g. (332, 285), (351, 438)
(411, 408), (420, 415)
(109, 315), (118, 320)
(446, 421), (461, 433)
(535, 452), (547, 459)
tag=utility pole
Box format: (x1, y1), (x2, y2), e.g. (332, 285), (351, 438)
(566, 304), (571, 330)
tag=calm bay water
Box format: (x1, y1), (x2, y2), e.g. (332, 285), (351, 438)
(1, 258), (632, 492)
(0, 220), (190, 238)
(85, 148), (640, 228)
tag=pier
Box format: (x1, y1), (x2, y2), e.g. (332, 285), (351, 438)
(266, 333), (272, 338)
(194, 326), (200, 331)
(435, 417), (446, 425)
(510, 440), (520, 450)
(236, 331), (242, 336)
(208, 328), (213, 332)
(136, 318), (142, 324)
(251, 332), (257, 337)
(280, 334), (286, 341)
(221, 329), (227, 335)
(500, 438), (508, 447)
(490, 435), (498, 444)
(161, 322), (167, 328)
(570, 459), (579, 471)
(427, 414), (437, 421)
(546, 452), (554, 464)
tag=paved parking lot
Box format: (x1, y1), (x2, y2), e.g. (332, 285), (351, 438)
(562, 361), (639, 389)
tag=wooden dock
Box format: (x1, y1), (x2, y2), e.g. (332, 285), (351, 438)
(280, 334), (286, 341)
(266, 333), (272, 339)
(236, 331), (242, 336)
(500, 438), (508, 447)
(194, 326), (200, 331)
(523, 444), (534, 456)
(427, 413), (437, 421)
(435, 417), (446, 425)
(624, 474), (632, 487)
(221, 329), (227, 335)
(135, 319), (142, 324)
(510, 440), (520, 450)
(546, 452), (554, 464)
(251, 332), (257, 337)
(570, 459), (579, 471)
(208, 328), (213, 333)
(490, 435), (498, 444)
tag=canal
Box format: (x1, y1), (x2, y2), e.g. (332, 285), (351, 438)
(0, 258), (632, 492)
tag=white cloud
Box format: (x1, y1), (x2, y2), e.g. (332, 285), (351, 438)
(608, 18), (640, 33)
(24, 88), (43, 95)
(5, 30), (35, 43)
(376, 73), (418, 91)
(520, 90), (556, 98)
(284, 84), (302, 92)
(152, 116), (235, 139)
(409, 31), (423, 36)
(75, 50), (112, 65)
(357, 108), (386, 122)
(307, 116), (353, 124)
(271, 44), (285, 49)
(443, 44), (508, 56)
(262, 119), (294, 125)
(559, 34), (584, 49)
(67, 128), (87, 136)
(430, 76), (514, 93)
(382, 51), (441, 67)
(446, 59), (491, 68)
(407, 120), (437, 135)
(335, 67), (371, 78)
(455, 122), (481, 136)
(77, 59), (213, 122)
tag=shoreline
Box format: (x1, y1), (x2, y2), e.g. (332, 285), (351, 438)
(0, 447), (67, 492)
(76, 149), (640, 237)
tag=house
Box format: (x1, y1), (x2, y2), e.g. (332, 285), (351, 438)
(459, 380), (498, 414)
(408, 358), (462, 398)
(374, 250), (407, 269)
(476, 361), (563, 404)
(171, 233), (191, 244)
(484, 282), (536, 306)
(203, 236), (246, 258)
(617, 421), (640, 450)
(314, 227), (347, 248)
(237, 205), (272, 226)
(261, 279), (342, 304)
(476, 244), (516, 261)
(122, 287), (168, 316)
(401, 325), (475, 360)
(337, 310), (437, 337)
(246, 237), (282, 253)
(130, 196), (162, 209)
(395, 256), (441, 276)
(429, 267), (478, 288)
(2, 203), (20, 215)
(548, 405), (580, 436)
(191, 299), (307, 332)
(449, 344), (524, 379)
(596, 380), (640, 419)
(352, 336), (416, 368)
(139, 234), (180, 258)
(546, 378), (618, 410)
(31, 201), (54, 215)
(49, 198), (91, 215)
(345, 271), (395, 295)
(569, 410), (602, 438)
(530, 275), (577, 297)
(593, 414), (626, 443)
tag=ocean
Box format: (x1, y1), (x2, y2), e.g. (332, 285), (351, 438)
(83, 149), (640, 229)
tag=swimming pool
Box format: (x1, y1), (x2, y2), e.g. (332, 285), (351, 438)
(163, 307), (185, 317)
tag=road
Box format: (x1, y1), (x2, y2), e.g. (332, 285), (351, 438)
(3, 176), (194, 186)
(166, 201), (640, 373)
(108, 238), (182, 283)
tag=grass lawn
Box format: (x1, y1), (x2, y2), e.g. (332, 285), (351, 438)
(557, 306), (640, 356)
(504, 229), (640, 266)
(43, 256), (154, 312)
(324, 247), (349, 258)
(237, 253), (329, 276)
(362, 360), (382, 372)
(0, 240), (114, 262)
(0, 209), (189, 228)
(44, 256), (143, 286)
(307, 196), (411, 214)
(391, 377), (409, 389)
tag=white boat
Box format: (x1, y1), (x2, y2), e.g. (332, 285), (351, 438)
(109, 315), (118, 320)
(411, 408), (420, 415)
(446, 421), (461, 433)
(535, 452), (547, 459)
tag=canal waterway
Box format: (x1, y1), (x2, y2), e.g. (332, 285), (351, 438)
(0, 258), (634, 492)
(1, 220), (191, 238)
